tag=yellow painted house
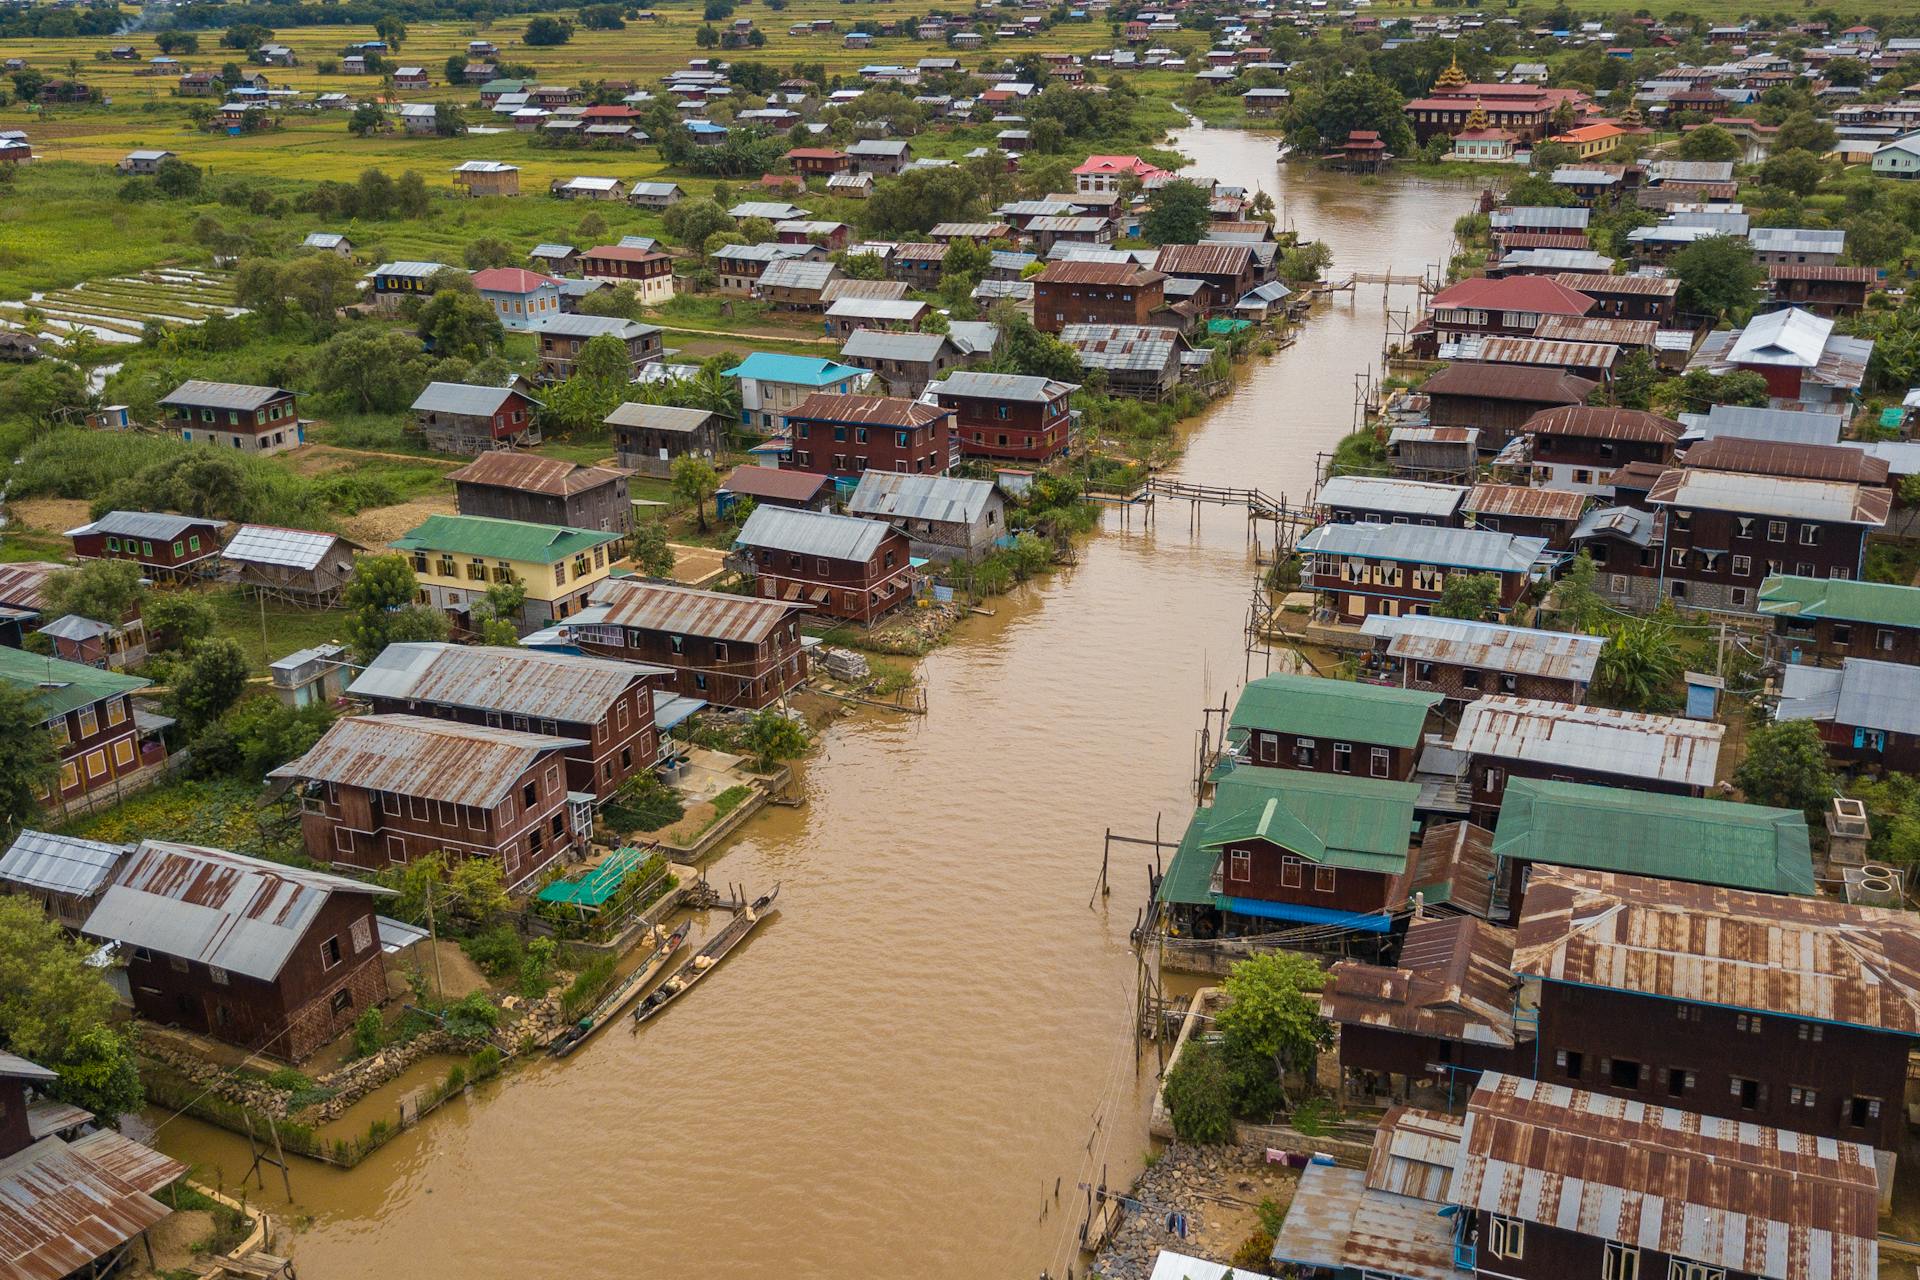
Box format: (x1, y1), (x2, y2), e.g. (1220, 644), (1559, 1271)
(1549, 122), (1627, 159)
(392, 514), (624, 630)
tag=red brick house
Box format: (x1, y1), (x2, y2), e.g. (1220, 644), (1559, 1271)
(83, 840), (395, 1061)
(270, 714), (587, 892)
(348, 643), (666, 799)
(785, 392), (954, 480)
(929, 369), (1078, 462)
(735, 506), (915, 626)
(66, 511), (229, 581)
(570, 577), (811, 710)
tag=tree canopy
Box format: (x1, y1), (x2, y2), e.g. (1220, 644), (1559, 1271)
(1284, 72), (1413, 155)
(1142, 178), (1213, 245)
(0, 897), (142, 1122)
(1669, 234), (1766, 321)
(1734, 719), (1836, 813)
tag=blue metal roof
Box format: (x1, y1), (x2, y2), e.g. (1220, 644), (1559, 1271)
(725, 352), (870, 386)
(1216, 896), (1394, 933)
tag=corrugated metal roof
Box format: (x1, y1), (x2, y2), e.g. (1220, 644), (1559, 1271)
(1227, 672), (1440, 749)
(1525, 405), (1681, 444)
(1365, 1106), (1464, 1202)
(737, 505), (893, 562)
(1680, 436), (1888, 484)
(757, 258), (836, 292)
(1531, 315), (1659, 347)
(826, 298), (930, 324)
(584, 577), (808, 643)
(1515, 865), (1920, 1030)
(1551, 271), (1679, 297)
(1750, 226), (1847, 256)
(1193, 767), (1418, 875)
(0, 831), (131, 898)
(717, 466), (828, 503)
(928, 370), (1076, 403)
(1727, 305), (1836, 366)
(1493, 776), (1812, 894)
(1298, 522), (1546, 573)
(349, 642), (662, 724)
(83, 840), (394, 982)
(1316, 476), (1465, 519)
(530, 313), (659, 340)
(26, 1100), (94, 1141)
(65, 1130), (185, 1196)
(1396, 819), (1497, 917)
(410, 381), (522, 418)
(1647, 159), (1736, 182)
(221, 524), (351, 572)
(1361, 615), (1605, 682)
(269, 714), (586, 809)
(1269, 1161), (1456, 1280)
(1489, 205), (1592, 230)
(846, 471), (996, 525)
(1154, 242), (1253, 277)
(1421, 362), (1596, 405)
(158, 379), (290, 411)
(0, 1053), (55, 1083)
(841, 330), (951, 364)
(790, 392), (948, 428)
(0, 563), (64, 611)
(0, 646), (151, 722)
(0, 1136), (174, 1280)
(1454, 696), (1723, 788)
(64, 511), (227, 541)
(1683, 403), (1846, 446)
(1778, 655), (1920, 736)
(1058, 325), (1182, 372)
(1647, 467), (1890, 526)
(1321, 915), (1516, 1048)
(447, 451), (628, 494)
(1455, 1072), (1878, 1280)
(1463, 482), (1586, 522)
(1758, 574), (1920, 628)
(599, 403), (715, 435)
(1035, 260), (1162, 285)
(391, 514), (621, 565)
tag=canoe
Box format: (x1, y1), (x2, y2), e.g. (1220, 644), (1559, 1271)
(631, 884), (780, 1029)
(549, 921), (690, 1058)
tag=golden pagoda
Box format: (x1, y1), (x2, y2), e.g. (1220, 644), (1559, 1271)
(1433, 53), (1469, 93)
(1619, 102), (1646, 129)
(1462, 100), (1491, 132)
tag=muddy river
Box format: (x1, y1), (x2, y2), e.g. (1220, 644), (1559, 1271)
(144, 127), (1473, 1279)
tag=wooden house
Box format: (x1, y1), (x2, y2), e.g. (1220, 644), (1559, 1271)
(1760, 574), (1920, 667)
(1461, 483), (1586, 548)
(269, 714), (587, 892)
(784, 147), (852, 177)
(65, 511), (227, 581)
(603, 404), (723, 480)
(1155, 766), (1420, 942)
(219, 525), (361, 606)
(570, 575), (809, 708)
(1360, 615), (1605, 707)
(1153, 243), (1257, 315)
(348, 642), (665, 799)
(531, 315), (664, 382)
(1422, 363), (1598, 453)
(1387, 426), (1479, 481)
(448, 451), (632, 534)
(728, 352), (871, 433)
(1316, 475), (1466, 527)
(928, 369), (1077, 463)
(1523, 405), (1681, 498)
(410, 382), (543, 455)
(0, 830), (132, 931)
(1777, 656), (1920, 773)
(0, 561), (64, 646)
(754, 258), (838, 310)
(162, 379), (304, 456)
(785, 393), (954, 480)
(1297, 522), (1546, 625)
(450, 160), (520, 197)
(577, 245), (675, 303)
(1057, 325), (1184, 401)
(845, 472), (1005, 561)
(1032, 261), (1167, 333)
(1221, 672), (1439, 783)
(735, 506), (915, 626)
(716, 466), (831, 517)
(0, 646), (166, 817)
(83, 840), (394, 1061)
(1454, 697), (1724, 827)
(1766, 264), (1883, 316)
(40, 613), (147, 671)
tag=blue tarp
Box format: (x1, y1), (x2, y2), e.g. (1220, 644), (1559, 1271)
(1216, 896), (1394, 934)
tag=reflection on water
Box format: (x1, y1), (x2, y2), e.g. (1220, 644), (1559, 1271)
(143, 127), (1470, 1280)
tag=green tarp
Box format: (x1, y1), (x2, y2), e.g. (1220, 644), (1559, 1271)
(537, 846), (647, 908)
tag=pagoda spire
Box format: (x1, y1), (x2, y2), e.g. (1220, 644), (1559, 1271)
(1463, 98), (1489, 131)
(1434, 51), (1469, 92)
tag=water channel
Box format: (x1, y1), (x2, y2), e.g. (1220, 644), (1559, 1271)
(143, 127), (1472, 1279)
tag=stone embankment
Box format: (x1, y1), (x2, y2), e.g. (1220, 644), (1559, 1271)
(1090, 1142), (1298, 1280)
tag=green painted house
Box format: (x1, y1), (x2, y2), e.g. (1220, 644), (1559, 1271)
(1223, 672), (1442, 782)
(1490, 777), (1815, 920)
(1160, 767), (1420, 938)
(1758, 574), (1920, 668)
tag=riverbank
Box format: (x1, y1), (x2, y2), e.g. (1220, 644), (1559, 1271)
(1090, 1143), (1300, 1280)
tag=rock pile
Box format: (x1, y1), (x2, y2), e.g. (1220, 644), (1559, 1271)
(1090, 1142), (1297, 1280)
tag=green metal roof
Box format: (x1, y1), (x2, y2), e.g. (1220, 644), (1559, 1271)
(0, 645), (149, 723)
(1491, 777), (1816, 896)
(536, 847), (648, 908)
(391, 514), (622, 565)
(1158, 812), (1217, 907)
(1228, 674), (1442, 750)
(1757, 574), (1920, 630)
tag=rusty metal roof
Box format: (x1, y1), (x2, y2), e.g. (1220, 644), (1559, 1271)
(1471, 336), (1619, 372)
(1321, 914), (1518, 1048)
(1464, 482), (1587, 522)
(25, 1101), (93, 1142)
(788, 392), (950, 429)
(64, 1130), (185, 1197)
(1455, 1072), (1879, 1280)
(1362, 615), (1605, 685)
(348, 643), (663, 724)
(1533, 314), (1660, 347)
(0, 563), (65, 612)
(1154, 242), (1252, 278)
(83, 840), (393, 982)
(446, 450), (629, 496)
(1033, 259), (1164, 286)
(1269, 1161), (1457, 1280)
(0, 1136), (175, 1280)
(1513, 866), (1920, 1032)
(1679, 436), (1890, 485)
(1551, 271), (1680, 297)
(1366, 1106), (1464, 1201)
(1394, 819), (1498, 918)
(1422, 363), (1596, 405)
(268, 714), (586, 812)
(582, 577), (810, 644)
(1451, 695), (1723, 787)
(1525, 404), (1682, 444)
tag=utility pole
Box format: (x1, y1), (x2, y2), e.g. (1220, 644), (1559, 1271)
(424, 879), (444, 999)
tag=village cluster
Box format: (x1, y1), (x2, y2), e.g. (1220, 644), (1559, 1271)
(8, 0), (1920, 1275)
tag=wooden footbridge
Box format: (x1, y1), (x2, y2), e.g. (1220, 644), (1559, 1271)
(1323, 269), (1438, 294)
(1089, 476), (1320, 550)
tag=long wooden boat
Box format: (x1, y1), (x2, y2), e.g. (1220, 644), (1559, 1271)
(631, 884), (780, 1029)
(549, 921), (689, 1058)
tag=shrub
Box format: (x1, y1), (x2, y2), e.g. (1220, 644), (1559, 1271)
(559, 955), (619, 1021)
(351, 1006), (384, 1058)
(518, 937), (556, 1000)
(441, 992), (500, 1041)
(1161, 1038), (1235, 1143)
(462, 924), (525, 979)
(469, 1045), (504, 1079)
(601, 774), (685, 832)
(1230, 1231), (1277, 1270)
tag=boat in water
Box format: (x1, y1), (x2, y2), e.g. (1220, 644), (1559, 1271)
(548, 920), (689, 1057)
(631, 884), (780, 1029)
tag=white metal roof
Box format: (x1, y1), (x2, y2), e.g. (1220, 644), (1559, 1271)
(1651, 468), (1883, 524)
(1316, 476), (1466, 519)
(737, 505), (892, 562)
(348, 642), (664, 723)
(221, 524), (346, 571)
(1778, 656), (1920, 736)
(1297, 522), (1545, 574)
(0, 831), (131, 898)
(1451, 695), (1723, 786)
(846, 472), (997, 526)
(1727, 306), (1835, 367)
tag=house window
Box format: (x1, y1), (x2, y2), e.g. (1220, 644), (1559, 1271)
(1332, 742), (1353, 773)
(1736, 1013), (1762, 1033)
(1767, 520), (1788, 542)
(1731, 555), (1750, 577)
(84, 750), (106, 779)
(79, 707), (97, 737)
(522, 780), (538, 808)
(1798, 1023), (1823, 1042)
(1314, 865), (1336, 893)
(112, 739), (134, 768)
(1228, 850), (1250, 882)
(106, 698), (126, 726)
(1259, 734), (1278, 764)
(1849, 1096), (1881, 1126)
(1604, 1244), (1641, 1280)
(1608, 1057), (1642, 1088)
(1800, 525), (1820, 546)
(1369, 747), (1389, 778)
(1667, 1263), (1725, 1280)
(1730, 1076), (1762, 1109)
(1280, 855), (1303, 888)
(321, 935), (343, 969)
(330, 988), (354, 1014)
(1789, 1086), (1819, 1109)
(1667, 1068), (1694, 1097)
(1487, 1216), (1524, 1261)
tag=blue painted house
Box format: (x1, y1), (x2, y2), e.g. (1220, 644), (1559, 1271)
(725, 352), (871, 433)
(471, 266), (563, 331)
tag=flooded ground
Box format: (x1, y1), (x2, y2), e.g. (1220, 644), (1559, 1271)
(144, 128), (1472, 1278)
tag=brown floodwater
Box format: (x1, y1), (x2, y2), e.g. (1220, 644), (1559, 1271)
(142, 128), (1471, 1279)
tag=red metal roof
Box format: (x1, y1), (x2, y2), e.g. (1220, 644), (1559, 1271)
(469, 267), (559, 294)
(1429, 275), (1594, 317)
(581, 244), (668, 263)
(719, 466), (828, 503)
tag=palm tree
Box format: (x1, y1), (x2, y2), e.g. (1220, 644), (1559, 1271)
(1594, 617), (1683, 712)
